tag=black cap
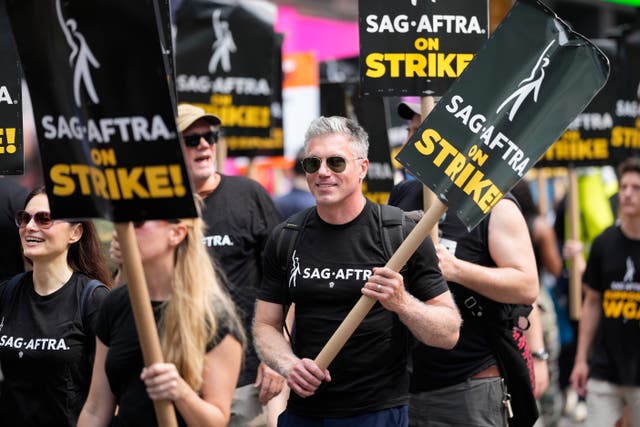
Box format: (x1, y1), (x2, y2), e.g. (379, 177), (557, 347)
(397, 101), (421, 120)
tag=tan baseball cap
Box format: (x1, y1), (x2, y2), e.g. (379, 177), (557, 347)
(177, 103), (221, 132)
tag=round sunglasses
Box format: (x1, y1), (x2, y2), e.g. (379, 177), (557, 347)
(301, 156), (363, 174)
(15, 211), (55, 229)
(183, 131), (219, 147)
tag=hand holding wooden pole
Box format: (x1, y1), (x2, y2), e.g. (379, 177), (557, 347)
(314, 198), (448, 370)
(115, 222), (178, 427)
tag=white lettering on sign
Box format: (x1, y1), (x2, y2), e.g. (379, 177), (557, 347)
(41, 115), (175, 143)
(365, 14), (483, 35)
(0, 86), (16, 104)
(176, 75), (271, 96)
(445, 94), (530, 177)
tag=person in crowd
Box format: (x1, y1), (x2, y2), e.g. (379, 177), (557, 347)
(552, 193), (589, 422)
(274, 148), (315, 220)
(0, 178), (28, 281)
(110, 103), (284, 426)
(389, 102), (544, 426)
(0, 186), (111, 426)
(570, 157), (640, 426)
(391, 100), (422, 182)
(253, 116), (461, 426)
(389, 177), (544, 426)
(79, 215), (245, 426)
(511, 180), (566, 427)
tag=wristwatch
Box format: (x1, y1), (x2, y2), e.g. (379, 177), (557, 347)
(531, 349), (550, 361)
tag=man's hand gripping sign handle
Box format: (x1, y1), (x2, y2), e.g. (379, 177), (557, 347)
(314, 199), (447, 370)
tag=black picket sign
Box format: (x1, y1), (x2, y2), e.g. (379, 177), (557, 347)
(396, 0), (609, 230)
(0, 0), (23, 176)
(7, 0), (196, 222)
(359, 0), (489, 96)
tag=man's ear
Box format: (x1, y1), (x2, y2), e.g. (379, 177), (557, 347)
(359, 158), (369, 182)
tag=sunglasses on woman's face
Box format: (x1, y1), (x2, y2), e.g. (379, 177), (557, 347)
(301, 156), (362, 174)
(15, 211), (55, 229)
(182, 131), (219, 148)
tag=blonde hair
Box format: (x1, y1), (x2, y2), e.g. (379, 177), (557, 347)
(159, 216), (244, 391)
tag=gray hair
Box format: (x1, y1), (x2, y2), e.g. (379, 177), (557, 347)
(304, 116), (369, 159)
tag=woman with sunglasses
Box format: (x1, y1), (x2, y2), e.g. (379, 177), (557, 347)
(79, 215), (245, 427)
(0, 186), (111, 426)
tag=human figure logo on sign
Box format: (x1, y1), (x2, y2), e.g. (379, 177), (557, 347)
(56, 0), (100, 107)
(496, 39), (555, 122)
(208, 9), (236, 74)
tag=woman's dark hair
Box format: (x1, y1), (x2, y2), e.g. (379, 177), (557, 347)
(24, 187), (112, 287)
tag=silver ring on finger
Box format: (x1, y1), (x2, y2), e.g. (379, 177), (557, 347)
(377, 284), (382, 292)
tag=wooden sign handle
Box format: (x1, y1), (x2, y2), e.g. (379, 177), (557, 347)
(314, 199), (448, 370)
(420, 96), (439, 243)
(115, 222), (178, 427)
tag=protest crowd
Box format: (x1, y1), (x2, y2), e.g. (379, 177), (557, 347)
(0, 0), (639, 427)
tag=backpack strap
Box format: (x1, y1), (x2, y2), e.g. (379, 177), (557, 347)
(276, 207), (314, 276)
(378, 204), (406, 261)
(274, 207), (314, 347)
(0, 272), (27, 308)
(80, 279), (107, 328)
(2, 272), (27, 294)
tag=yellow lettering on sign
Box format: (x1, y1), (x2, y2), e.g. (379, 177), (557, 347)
(0, 128), (17, 154)
(226, 128), (284, 151)
(412, 128), (503, 213)
(49, 163), (187, 200)
(365, 52), (474, 79)
(543, 131), (609, 162)
(611, 126), (640, 149)
(210, 94), (233, 106)
(210, 105), (270, 128)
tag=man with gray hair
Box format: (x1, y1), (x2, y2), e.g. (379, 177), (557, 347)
(253, 116), (461, 426)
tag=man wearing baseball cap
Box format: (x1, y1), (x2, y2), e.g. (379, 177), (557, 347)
(397, 100), (421, 132)
(391, 100), (422, 182)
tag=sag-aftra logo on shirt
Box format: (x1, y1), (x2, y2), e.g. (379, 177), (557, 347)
(203, 234), (234, 247)
(288, 251), (373, 289)
(602, 257), (640, 321)
(0, 334), (70, 352)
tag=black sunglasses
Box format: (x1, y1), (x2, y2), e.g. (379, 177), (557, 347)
(183, 131), (219, 147)
(301, 156), (362, 174)
(15, 211), (55, 229)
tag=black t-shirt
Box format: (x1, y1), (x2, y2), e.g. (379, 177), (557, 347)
(0, 180), (28, 281)
(201, 175), (280, 386)
(389, 179), (498, 391)
(583, 225), (640, 386)
(258, 200), (448, 418)
(0, 271), (109, 427)
(97, 285), (242, 427)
